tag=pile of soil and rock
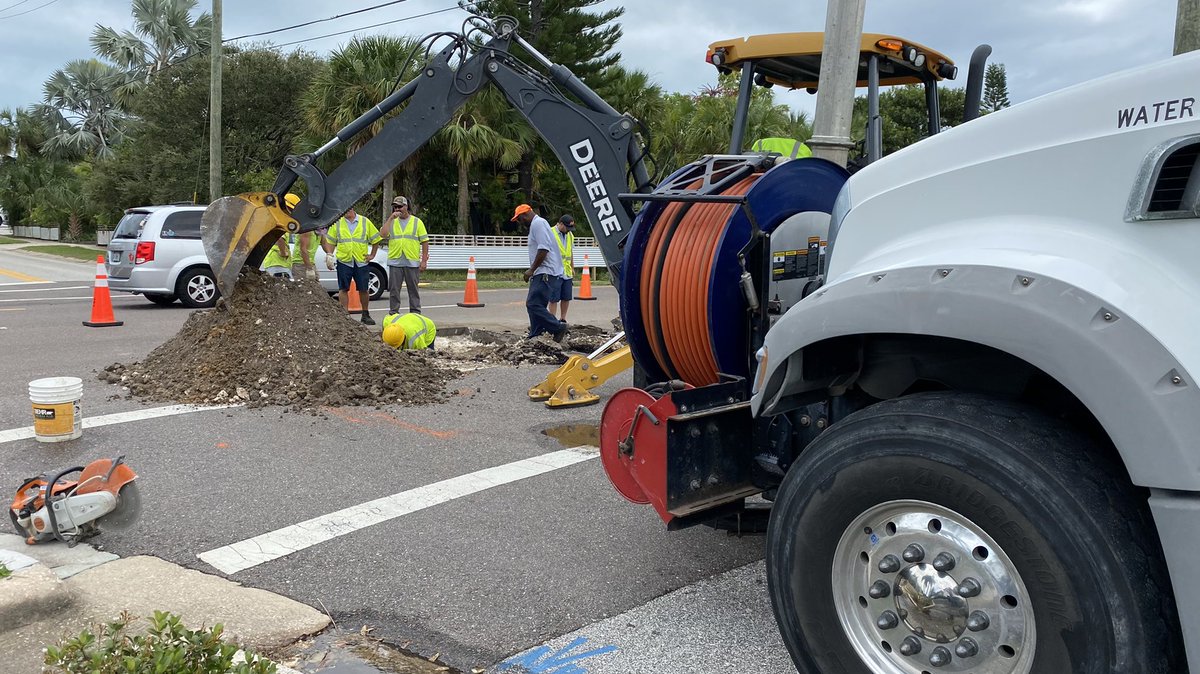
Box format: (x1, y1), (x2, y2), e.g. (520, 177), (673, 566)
(435, 325), (616, 366)
(102, 273), (457, 410)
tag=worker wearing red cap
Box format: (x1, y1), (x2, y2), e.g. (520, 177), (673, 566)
(513, 203), (566, 341)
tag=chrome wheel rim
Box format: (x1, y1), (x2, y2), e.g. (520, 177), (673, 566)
(832, 499), (1035, 673)
(188, 275), (215, 303)
(368, 272), (381, 296)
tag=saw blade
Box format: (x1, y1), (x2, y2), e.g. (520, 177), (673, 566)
(99, 481), (142, 532)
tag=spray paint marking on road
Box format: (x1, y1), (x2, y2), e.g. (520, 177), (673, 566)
(0, 403), (240, 444)
(198, 447), (598, 575)
(496, 637), (617, 673)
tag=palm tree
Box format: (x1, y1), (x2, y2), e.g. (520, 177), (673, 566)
(301, 35), (425, 223)
(90, 0), (212, 105)
(37, 59), (127, 159)
(437, 89), (528, 235)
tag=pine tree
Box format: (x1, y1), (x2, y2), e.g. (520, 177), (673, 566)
(981, 63), (1011, 114)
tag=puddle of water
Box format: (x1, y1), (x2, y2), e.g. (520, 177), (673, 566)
(541, 423), (600, 448)
(279, 631), (457, 674)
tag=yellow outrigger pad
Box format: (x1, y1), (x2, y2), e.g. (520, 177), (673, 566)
(201, 192), (297, 299)
(529, 337), (633, 408)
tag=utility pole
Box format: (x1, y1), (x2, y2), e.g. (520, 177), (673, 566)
(1177, 0), (1200, 54)
(806, 0), (866, 168)
(208, 0), (222, 202)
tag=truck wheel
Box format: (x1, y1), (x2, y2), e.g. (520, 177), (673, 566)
(766, 392), (1182, 674)
(176, 267), (220, 308)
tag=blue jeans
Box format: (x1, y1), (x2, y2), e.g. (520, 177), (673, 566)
(526, 273), (564, 337)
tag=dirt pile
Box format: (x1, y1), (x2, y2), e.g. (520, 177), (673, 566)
(435, 325), (616, 366)
(102, 273), (457, 409)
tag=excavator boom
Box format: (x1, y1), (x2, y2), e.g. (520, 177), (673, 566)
(201, 17), (651, 299)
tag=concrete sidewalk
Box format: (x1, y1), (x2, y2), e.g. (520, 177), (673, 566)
(0, 534), (328, 672)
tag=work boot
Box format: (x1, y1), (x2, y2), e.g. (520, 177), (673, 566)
(361, 313), (376, 325)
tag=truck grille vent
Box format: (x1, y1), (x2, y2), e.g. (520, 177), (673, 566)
(1148, 141), (1200, 212)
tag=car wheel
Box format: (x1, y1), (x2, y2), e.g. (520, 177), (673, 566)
(143, 293), (177, 306)
(766, 392), (1183, 674)
(176, 267), (220, 308)
(367, 265), (386, 301)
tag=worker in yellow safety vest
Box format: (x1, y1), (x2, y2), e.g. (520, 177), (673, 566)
(548, 214), (575, 322)
(751, 137), (813, 160)
(381, 196), (430, 315)
(323, 205), (382, 324)
(381, 312), (437, 350)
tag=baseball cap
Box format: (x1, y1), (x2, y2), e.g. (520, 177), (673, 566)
(559, 214), (575, 227)
(511, 203), (533, 221)
(392, 196), (408, 207)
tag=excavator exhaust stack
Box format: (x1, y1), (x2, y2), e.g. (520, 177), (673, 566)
(201, 192), (296, 299)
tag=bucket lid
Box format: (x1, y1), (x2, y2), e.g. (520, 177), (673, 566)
(29, 376), (84, 398)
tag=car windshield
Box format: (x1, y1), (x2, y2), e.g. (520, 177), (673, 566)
(113, 212), (149, 239)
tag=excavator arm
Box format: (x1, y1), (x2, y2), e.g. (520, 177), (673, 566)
(201, 17), (651, 298)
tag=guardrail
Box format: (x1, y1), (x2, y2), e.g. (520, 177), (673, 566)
(426, 242), (604, 270)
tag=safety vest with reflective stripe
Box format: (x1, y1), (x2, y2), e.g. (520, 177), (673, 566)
(383, 312), (436, 350)
(751, 137), (813, 159)
(386, 215), (428, 262)
(328, 216), (380, 264)
(556, 229), (574, 278)
(290, 232), (319, 264)
(262, 236), (290, 269)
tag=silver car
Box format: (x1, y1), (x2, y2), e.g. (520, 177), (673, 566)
(106, 205), (220, 308)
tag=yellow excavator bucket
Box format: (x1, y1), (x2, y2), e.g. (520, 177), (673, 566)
(529, 339), (634, 408)
(200, 192), (297, 299)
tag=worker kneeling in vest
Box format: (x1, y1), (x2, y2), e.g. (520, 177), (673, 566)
(382, 312), (437, 351)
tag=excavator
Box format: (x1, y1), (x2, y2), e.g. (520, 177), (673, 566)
(216, 14), (1200, 674)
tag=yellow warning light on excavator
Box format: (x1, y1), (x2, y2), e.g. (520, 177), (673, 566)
(875, 38), (904, 52)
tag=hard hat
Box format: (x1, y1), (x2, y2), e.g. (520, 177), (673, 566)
(283, 193), (300, 209)
(382, 322), (405, 348)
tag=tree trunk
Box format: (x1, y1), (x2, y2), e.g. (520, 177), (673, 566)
(401, 155), (420, 213)
(381, 169), (394, 225)
(518, 155), (534, 203)
(456, 161), (470, 235)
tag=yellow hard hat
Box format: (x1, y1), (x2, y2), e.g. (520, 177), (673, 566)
(382, 322), (405, 348)
(284, 193), (301, 209)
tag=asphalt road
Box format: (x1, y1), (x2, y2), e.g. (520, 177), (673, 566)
(0, 247), (791, 673)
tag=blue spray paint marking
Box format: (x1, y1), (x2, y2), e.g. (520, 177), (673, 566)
(496, 636), (618, 674)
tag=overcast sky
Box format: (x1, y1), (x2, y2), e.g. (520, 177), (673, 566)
(0, 0), (1181, 120)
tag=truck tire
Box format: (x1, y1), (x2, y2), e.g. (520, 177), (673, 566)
(176, 267), (220, 308)
(766, 392), (1183, 674)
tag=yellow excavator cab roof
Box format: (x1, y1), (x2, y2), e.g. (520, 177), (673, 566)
(706, 32), (956, 89)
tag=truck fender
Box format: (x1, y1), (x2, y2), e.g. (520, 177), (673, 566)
(752, 262), (1200, 492)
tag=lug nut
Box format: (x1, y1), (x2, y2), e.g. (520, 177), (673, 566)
(956, 577), (982, 598)
(955, 637), (979, 658)
(878, 554), (901, 574)
(929, 646), (951, 667)
(876, 610), (899, 630)
(966, 610), (990, 632)
(902, 544), (925, 563)
(869, 580), (891, 599)
(932, 552), (955, 572)
(899, 636), (922, 656)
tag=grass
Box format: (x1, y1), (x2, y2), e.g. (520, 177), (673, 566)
(0, 562), (10, 580)
(0, 236), (23, 244)
(22, 245), (104, 262)
(420, 268), (611, 290)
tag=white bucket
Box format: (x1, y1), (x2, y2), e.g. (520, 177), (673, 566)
(29, 377), (83, 443)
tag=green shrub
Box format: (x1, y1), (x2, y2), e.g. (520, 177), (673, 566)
(0, 562), (11, 579)
(44, 610), (276, 674)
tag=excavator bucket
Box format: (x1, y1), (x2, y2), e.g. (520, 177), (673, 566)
(200, 192), (296, 299)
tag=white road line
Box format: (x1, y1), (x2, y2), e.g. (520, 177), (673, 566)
(0, 281), (52, 287)
(0, 404), (240, 444)
(198, 447), (599, 575)
(0, 295), (139, 303)
(0, 285), (88, 293)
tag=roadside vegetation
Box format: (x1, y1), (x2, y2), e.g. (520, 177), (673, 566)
(0, 0), (1008, 246)
(22, 245), (104, 261)
(0, 562), (11, 579)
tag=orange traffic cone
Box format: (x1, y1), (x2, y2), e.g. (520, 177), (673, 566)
(457, 255), (485, 308)
(83, 255), (123, 327)
(346, 278), (364, 314)
(576, 254), (597, 301)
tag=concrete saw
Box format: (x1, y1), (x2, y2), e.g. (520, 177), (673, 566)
(9, 456), (141, 546)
